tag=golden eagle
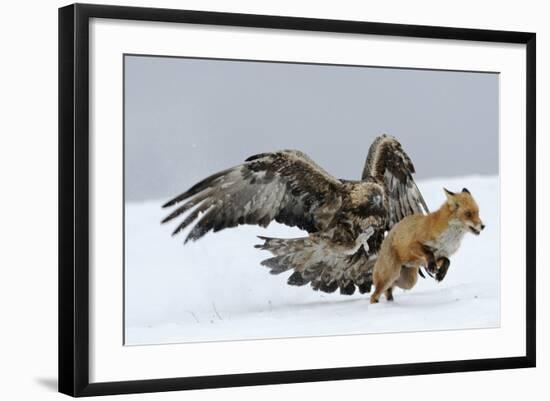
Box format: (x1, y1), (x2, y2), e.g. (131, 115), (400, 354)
(162, 135), (428, 295)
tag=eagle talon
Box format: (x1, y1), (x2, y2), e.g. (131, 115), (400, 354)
(358, 227), (375, 243)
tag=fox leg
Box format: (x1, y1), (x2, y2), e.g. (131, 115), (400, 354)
(435, 257), (451, 282)
(421, 244), (438, 276)
(394, 265), (419, 290)
(370, 279), (393, 303)
(369, 275), (385, 304)
(370, 266), (400, 304)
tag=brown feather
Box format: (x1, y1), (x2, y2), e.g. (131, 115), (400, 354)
(163, 135), (428, 294)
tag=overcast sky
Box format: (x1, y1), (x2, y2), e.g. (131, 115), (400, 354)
(124, 55), (498, 202)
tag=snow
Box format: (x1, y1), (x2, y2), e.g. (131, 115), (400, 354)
(124, 175), (499, 345)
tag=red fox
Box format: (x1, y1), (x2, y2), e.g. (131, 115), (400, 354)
(370, 187), (484, 304)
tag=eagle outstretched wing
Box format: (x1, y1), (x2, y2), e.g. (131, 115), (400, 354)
(162, 150), (344, 243)
(362, 134), (429, 228)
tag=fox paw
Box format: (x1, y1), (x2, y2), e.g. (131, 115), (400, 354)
(435, 257), (451, 282)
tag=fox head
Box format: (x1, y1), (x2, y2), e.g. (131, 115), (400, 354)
(443, 188), (485, 235)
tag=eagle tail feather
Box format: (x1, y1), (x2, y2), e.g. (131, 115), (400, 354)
(255, 236), (373, 295)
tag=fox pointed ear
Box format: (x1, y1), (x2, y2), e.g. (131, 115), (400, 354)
(443, 188), (455, 197)
(444, 188), (458, 209)
(462, 187), (470, 194)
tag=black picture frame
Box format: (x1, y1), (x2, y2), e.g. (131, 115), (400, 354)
(59, 3), (536, 397)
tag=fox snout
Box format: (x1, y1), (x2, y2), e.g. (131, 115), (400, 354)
(468, 221), (485, 235)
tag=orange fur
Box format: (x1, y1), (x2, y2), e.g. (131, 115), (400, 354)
(370, 188), (484, 303)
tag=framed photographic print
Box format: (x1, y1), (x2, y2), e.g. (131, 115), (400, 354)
(58, 3), (536, 397)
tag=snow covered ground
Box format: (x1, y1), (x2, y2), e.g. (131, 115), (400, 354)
(124, 175), (499, 345)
